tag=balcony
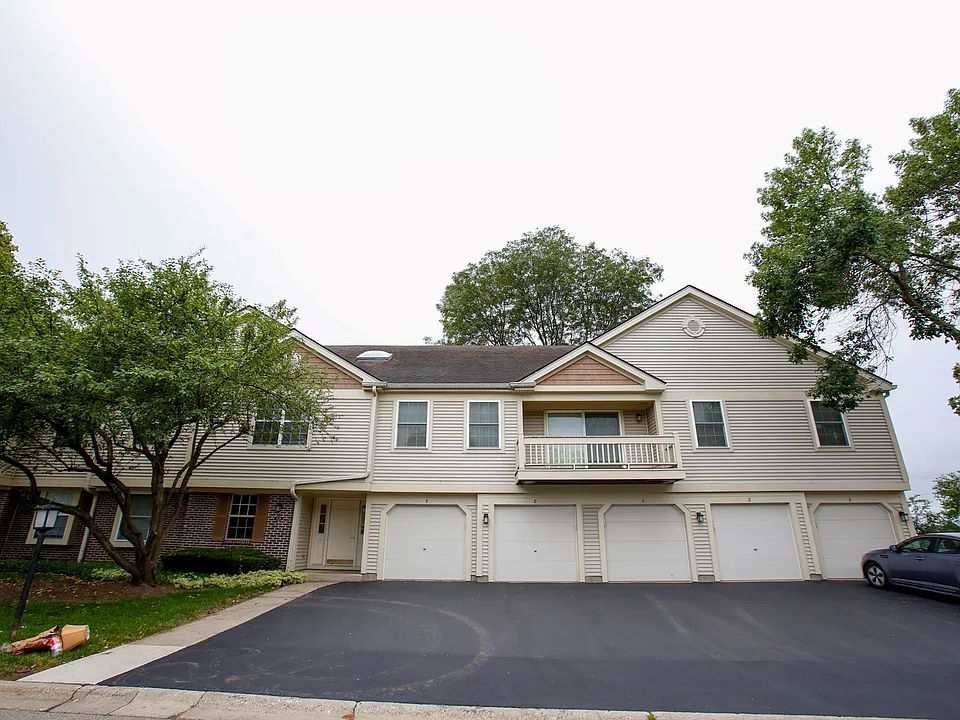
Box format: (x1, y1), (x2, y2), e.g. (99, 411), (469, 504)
(516, 434), (684, 484)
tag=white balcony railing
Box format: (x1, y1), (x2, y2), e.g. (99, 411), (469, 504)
(519, 434), (682, 471)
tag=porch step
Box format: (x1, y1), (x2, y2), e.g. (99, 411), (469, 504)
(303, 569), (364, 582)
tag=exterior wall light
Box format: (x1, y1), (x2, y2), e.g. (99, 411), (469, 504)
(482, 512), (489, 526)
(898, 510), (909, 522)
(695, 511), (705, 524)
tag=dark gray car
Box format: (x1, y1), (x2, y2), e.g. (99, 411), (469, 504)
(862, 532), (960, 595)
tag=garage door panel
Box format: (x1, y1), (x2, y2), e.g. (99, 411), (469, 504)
(493, 506), (578, 582)
(383, 505), (467, 581)
(604, 506), (691, 582)
(815, 504), (896, 579)
(712, 504), (802, 581)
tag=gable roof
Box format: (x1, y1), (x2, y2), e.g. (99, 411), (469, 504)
(515, 343), (666, 390)
(591, 285), (896, 391)
(325, 345), (573, 384)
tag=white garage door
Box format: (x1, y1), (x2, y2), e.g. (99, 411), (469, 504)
(493, 505), (578, 582)
(815, 504), (896, 579)
(604, 505), (691, 582)
(712, 504), (802, 581)
(383, 505), (467, 580)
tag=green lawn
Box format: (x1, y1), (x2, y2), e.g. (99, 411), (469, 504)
(0, 585), (264, 679)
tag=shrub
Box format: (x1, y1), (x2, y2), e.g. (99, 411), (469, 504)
(0, 559), (117, 579)
(159, 547), (282, 575)
(165, 570), (307, 590)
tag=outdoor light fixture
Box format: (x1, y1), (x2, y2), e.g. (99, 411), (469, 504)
(4, 504), (61, 649)
(898, 510), (909, 522)
(32, 504), (60, 533)
(695, 511), (705, 524)
(482, 512), (489, 526)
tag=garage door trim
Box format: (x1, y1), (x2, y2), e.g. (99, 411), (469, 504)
(809, 500), (901, 579)
(490, 502), (583, 582)
(379, 502), (471, 580)
(598, 502), (696, 582)
(707, 499), (806, 581)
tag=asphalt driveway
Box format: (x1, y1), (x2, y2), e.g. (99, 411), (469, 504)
(105, 581), (960, 719)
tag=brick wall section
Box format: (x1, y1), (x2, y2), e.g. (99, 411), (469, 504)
(0, 489), (294, 564)
(0, 489), (94, 560)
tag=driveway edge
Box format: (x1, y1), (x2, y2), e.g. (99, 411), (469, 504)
(0, 681), (922, 720)
(16, 580), (331, 685)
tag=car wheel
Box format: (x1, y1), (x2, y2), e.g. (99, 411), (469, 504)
(864, 562), (888, 589)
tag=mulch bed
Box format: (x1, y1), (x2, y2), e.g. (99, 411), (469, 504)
(0, 574), (179, 602)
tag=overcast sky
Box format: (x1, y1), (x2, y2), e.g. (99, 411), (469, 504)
(1, 1), (957, 499)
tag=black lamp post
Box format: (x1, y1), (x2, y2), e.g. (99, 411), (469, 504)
(6, 504), (61, 646)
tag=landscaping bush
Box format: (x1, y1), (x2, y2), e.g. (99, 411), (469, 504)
(0, 559), (117, 579)
(165, 570), (307, 590)
(159, 547), (282, 575)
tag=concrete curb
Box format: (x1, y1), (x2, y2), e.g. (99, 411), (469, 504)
(0, 682), (920, 720)
(18, 581), (331, 685)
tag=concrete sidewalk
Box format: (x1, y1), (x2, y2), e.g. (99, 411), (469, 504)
(0, 681), (920, 720)
(20, 581), (331, 685)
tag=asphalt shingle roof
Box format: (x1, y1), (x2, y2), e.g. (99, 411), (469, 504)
(325, 345), (574, 384)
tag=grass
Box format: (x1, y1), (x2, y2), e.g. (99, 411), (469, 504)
(0, 584), (265, 679)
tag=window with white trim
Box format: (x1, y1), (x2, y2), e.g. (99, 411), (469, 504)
(810, 401), (849, 447)
(396, 401), (428, 448)
(30, 490), (76, 541)
(468, 401), (500, 448)
(226, 494), (258, 539)
(691, 401), (728, 447)
(251, 408), (309, 446)
(114, 494), (153, 542)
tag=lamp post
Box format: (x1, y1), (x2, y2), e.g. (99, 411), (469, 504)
(6, 504), (61, 645)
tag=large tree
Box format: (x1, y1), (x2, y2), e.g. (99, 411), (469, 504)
(0, 231), (332, 584)
(746, 89), (960, 412)
(438, 226), (663, 345)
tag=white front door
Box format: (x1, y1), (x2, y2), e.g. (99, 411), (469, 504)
(815, 504), (896, 579)
(493, 505), (579, 582)
(383, 505), (467, 580)
(604, 505), (692, 582)
(712, 503), (802, 581)
(325, 499), (361, 563)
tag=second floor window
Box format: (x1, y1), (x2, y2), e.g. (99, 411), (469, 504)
(396, 401), (428, 448)
(251, 408), (309, 447)
(692, 401), (728, 448)
(810, 401), (849, 447)
(468, 401), (500, 448)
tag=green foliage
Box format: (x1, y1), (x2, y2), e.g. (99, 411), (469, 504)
(0, 559), (117, 579)
(0, 238), (333, 584)
(160, 547), (282, 574)
(908, 470), (960, 534)
(438, 226), (662, 345)
(0, 585), (266, 679)
(163, 570), (307, 590)
(747, 89), (960, 411)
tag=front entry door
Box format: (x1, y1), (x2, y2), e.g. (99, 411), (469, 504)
(325, 499), (361, 565)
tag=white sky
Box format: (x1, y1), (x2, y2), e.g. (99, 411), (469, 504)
(1, 1), (958, 499)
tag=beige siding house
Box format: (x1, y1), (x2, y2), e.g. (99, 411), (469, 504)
(0, 286), (914, 583)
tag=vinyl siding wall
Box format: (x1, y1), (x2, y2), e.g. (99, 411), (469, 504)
(603, 298), (907, 488)
(187, 393), (372, 487)
(371, 396), (519, 485)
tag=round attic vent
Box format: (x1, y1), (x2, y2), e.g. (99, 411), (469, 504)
(356, 350), (393, 361)
(682, 316), (705, 338)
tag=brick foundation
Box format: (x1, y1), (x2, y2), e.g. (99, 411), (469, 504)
(0, 489), (294, 564)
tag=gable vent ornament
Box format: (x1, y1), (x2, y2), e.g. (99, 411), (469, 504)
(682, 316), (705, 338)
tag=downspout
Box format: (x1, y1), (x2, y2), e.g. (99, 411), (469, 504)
(285, 385), (380, 569)
(77, 474), (96, 562)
